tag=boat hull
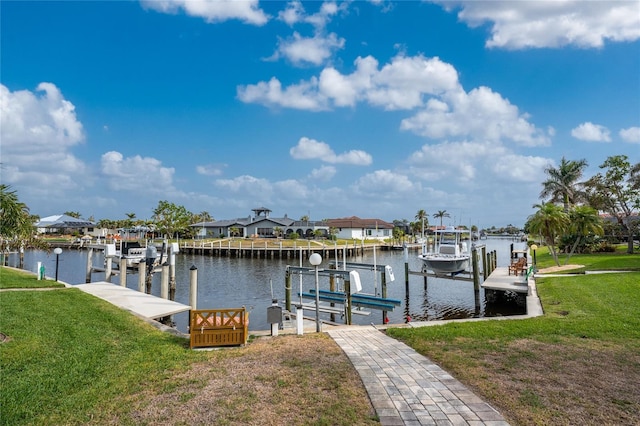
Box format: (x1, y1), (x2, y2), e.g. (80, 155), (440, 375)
(418, 255), (470, 275)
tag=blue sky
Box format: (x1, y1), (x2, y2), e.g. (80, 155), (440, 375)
(2, 0), (639, 229)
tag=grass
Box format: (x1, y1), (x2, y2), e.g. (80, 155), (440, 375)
(0, 267), (376, 425)
(0, 267), (65, 289)
(387, 249), (640, 425)
(533, 243), (640, 272)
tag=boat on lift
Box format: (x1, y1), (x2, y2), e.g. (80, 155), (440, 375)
(418, 226), (470, 276)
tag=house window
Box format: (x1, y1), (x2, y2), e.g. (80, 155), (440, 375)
(257, 227), (272, 236)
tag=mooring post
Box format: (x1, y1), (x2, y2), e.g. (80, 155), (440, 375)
(161, 263), (169, 299)
(344, 277), (352, 325)
(169, 243), (177, 301)
(481, 246), (487, 280)
(472, 246), (480, 292)
(189, 265), (198, 309)
(404, 245), (409, 294)
(381, 268), (388, 324)
(138, 260), (146, 292)
(85, 247), (93, 283)
(285, 268), (292, 312)
(105, 257), (113, 283)
(329, 264), (336, 323)
(19, 246), (24, 269)
(119, 257), (127, 286)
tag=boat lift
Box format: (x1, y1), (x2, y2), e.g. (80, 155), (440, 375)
(284, 264), (399, 326)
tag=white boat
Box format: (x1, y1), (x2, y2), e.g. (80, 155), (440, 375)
(418, 226), (470, 276)
(111, 241), (165, 269)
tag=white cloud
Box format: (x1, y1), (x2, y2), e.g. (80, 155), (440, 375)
(237, 76), (328, 111)
(101, 151), (176, 193)
(619, 126), (640, 143)
(239, 54), (546, 146)
(0, 82), (89, 193)
(214, 175), (273, 197)
(196, 163), (226, 176)
(433, 0), (640, 49)
(407, 140), (550, 184)
(277, 1), (344, 29)
(351, 170), (418, 195)
(400, 86), (550, 146)
(273, 179), (309, 199)
(571, 122), (612, 142)
(309, 165), (337, 181)
(141, 0), (269, 25)
(290, 137), (372, 165)
(272, 32), (345, 66)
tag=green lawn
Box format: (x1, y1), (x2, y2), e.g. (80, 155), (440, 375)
(0, 278), (202, 425)
(0, 267), (65, 289)
(388, 248), (640, 424)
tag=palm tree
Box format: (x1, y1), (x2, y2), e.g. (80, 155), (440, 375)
(564, 206), (603, 265)
(433, 210), (450, 228)
(527, 203), (570, 266)
(540, 157), (588, 212)
(415, 209), (428, 238)
(0, 185), (46, 251)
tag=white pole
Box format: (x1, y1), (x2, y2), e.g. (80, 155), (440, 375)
(138, 260), (145, 292)
(296, 305), (304, 335)
(189, 265), (198, 309)
(119, 257), (127, 286)
(36, 261), (42, 280)
(161, 263), (169, 299)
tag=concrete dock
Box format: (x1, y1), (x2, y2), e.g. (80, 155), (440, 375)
(75, 282), (191, 319)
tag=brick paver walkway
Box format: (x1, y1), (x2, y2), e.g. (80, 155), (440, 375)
(328, 328), (509, 426)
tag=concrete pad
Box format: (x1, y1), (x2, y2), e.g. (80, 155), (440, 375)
(75, 281), (191, 319)
(481, 267), (529, 293)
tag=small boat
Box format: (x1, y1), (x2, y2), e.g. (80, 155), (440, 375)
(418, 226), (470, 276)
(111, 241), (166, 269)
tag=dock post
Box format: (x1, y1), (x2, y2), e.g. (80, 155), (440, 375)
(329, 264), (336, 323)
(381, 268), (388, 324)
(138, 260), (146, 292)
(344, 277), (352, 325)
(85, 247), (93, 283)
(169, 243), (177, 301)
(119, 257), (127, 286)
(481, 246), (487, 280)
(105, 257), (113, 283)
(285, 268), (292, 312)
(189, 265), (198, 309)
(161, 263), (169, 299)
(472, 246), (480, 292)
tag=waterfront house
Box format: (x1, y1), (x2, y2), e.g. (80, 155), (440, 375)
(191, 207), (330, 239)
(35, 214), (96, 236)
(326, 216), (394, 241)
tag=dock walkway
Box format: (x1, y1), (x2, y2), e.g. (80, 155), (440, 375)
(75, 282), (191, 320)
(328, 327), (509, 425)
(480, 266), (529, 294)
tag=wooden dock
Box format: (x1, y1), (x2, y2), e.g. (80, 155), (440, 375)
(75, 282), (191, 319)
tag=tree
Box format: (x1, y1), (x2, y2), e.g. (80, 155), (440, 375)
(229, 227), (240, 238)
(0, 185), (47, 251)
(64, 211), (82, 219)
(540, 157), (588, 212)
(152, 200), (193, 239)
(433, 210), (450, 227)
(583, 155), (640, 254)
(527, 203), (570, 266)
(415, 209), (428, 238)
(563, 206), (603, 264)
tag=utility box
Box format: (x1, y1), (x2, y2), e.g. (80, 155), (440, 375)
(267, 305), (283, 325)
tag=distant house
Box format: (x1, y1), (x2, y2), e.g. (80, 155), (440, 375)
(191, 207), (329, 239)
(35, 214), (96, 235)
(326, 216), (394, 241)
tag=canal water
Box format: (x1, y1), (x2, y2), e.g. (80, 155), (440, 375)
(10, 238), (527, 333)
